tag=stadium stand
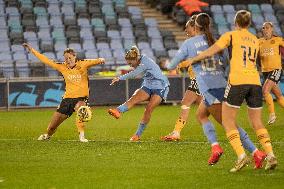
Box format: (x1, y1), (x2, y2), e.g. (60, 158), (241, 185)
(0, 0), (175, 78)
(0, 0), (283, 78)
(143, 0), (284, 38)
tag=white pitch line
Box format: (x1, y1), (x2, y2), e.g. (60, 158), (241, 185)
(0, 138), (284, 144)
(0, 138), (206, 143)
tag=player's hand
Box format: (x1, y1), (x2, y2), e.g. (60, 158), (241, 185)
(176, 65), (181, 74)
(186, 59), (193, 66)
(22, 43), (32, 52)
(98, 58), (105, 64)
(159, 58), (170, 70)
(110, 77), (120, 85)
(163, 59), (170, 70)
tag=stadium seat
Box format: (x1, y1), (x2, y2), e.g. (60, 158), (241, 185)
(15, 60), (30, 77)
(210, 5), (223, 14)
(80, 29), (94, 41)
(264, 13), (278, 24)
(213, 13), (228, 26)
(85, 50), (99, 59)
(154, 50), (168, 59)
(223, 5), (235, 13)
(235, 4), (247, 11)
(40, 40), (54, 52)
(110, 40), (124, 50)
(82, 39), (95, 50)
(68, 43), (82, 51)
(113, 49), (125, 65)
(141, 49), (155, 60)
(252, 13), (265, 25)
(11, 44), (24, 52)
(145, 18), (158, 27)
(226, 13), (235, 23)
(0, 60), (15, 78)
(248, 4), (261, 14)
(54, 42), (67, 52)
(123, 39), (135, 50)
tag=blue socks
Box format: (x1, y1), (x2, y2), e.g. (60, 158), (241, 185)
(202, 121), (256, 153)
(135, 123), (147, 137)
(238, 126), (257, 153)
(202, 121), (217, 145)
(117, 104), (128, 113)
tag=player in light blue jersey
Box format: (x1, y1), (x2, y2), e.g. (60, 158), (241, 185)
(166, 13), (266, 167)
(161, 15), (202, 142)
(108, 46), (169, 141)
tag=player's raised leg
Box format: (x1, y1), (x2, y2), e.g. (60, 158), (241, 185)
(108, 88), (150, 119)
(38, 112), (68, 141)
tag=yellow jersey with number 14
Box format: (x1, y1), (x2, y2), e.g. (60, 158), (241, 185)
(259, 36), (284, 72)
(215, 29), (260, 86)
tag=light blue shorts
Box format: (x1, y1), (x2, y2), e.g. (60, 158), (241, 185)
(203, 88), (225, 107)
(141, 86), (169, 101)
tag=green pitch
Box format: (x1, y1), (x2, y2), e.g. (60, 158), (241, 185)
(0, 104), (283, 189)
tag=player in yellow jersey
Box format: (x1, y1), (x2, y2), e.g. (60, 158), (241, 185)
(161, 15), (202, 141)
(186, 10), (277, 172)
(259, 22), (284, 124)
(23, 43), (105, 142)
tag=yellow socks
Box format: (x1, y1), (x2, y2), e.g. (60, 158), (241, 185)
(264, 93), (275, 114)
(277, 96), (284, 108)
(226, 130), (245, 158)
(76, 119), (85, 136)
(174, 117), (186, 133)
(256, 128), (273, 155)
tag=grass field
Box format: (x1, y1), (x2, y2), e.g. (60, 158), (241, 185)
(0, 104), (283, 189)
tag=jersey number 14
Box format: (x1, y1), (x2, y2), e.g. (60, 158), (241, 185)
(240, 45), (257, 68)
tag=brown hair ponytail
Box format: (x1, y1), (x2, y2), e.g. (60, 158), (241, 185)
(195, 13), (215, 46)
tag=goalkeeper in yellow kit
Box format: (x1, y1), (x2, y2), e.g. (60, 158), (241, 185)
(23, 43), (105, 142)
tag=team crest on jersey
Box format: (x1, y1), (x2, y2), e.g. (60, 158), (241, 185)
(271, 40), (275, 44)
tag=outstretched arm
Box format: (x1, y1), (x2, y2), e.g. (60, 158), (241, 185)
(80, 58), (105, 68)
(119, 64), (146, 80)
(178, 60), (191, 68)
(166, 43), (189, 70)
(110, 64), (146, 85)
(190, 44), (223, 64)
(23, 43), (63, 71)
(187, 32), (232, 66)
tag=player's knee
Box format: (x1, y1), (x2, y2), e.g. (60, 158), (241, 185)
(75, 101), (86, 111)
(145, 105), (155, 115)
(181, 104), (190, 110)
